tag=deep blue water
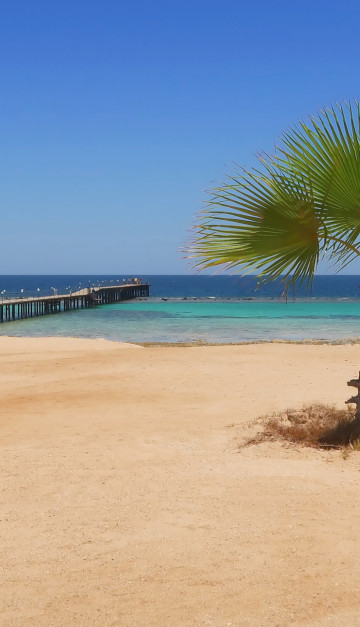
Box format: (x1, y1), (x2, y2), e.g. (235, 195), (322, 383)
(1, 274), (360, 300)
(1, 275), (360, 343)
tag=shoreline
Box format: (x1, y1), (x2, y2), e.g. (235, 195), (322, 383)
(2, 334), (360, 347)
(135, 337), (360, 347)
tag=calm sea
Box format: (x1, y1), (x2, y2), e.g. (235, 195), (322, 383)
(1, 274), (360, 344)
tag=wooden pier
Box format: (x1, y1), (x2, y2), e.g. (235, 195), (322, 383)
(0, 282), (150, 323)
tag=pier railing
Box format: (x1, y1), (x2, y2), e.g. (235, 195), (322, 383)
(0, 278), (148, 301)
(0, 280), (150, 323)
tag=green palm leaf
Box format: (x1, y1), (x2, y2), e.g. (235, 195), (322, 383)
(191, 167), (320, 289)
(187, 101), (360, 290)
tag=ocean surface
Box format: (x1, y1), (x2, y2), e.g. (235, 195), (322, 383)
(1, 274), (360, 344)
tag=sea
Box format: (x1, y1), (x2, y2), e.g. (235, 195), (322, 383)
(1, 274), (360, 344)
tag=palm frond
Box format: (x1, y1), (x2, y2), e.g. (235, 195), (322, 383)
(187, 100), (360, 289)
(189, 167), (321, 289)
(276, 102), (360, 259)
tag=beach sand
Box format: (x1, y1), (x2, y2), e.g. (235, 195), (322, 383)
(2, 337), (360, 626)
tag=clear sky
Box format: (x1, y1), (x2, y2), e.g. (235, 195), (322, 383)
(1, 0), (360, 274)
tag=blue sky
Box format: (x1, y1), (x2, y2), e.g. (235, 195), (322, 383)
(1, 0), (360, 274)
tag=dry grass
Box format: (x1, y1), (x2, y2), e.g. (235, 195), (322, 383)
(244, 403), (360, 449)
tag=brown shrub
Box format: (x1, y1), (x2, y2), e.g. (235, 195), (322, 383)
(245, 403), (360, 449)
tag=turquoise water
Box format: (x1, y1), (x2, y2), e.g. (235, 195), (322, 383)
(2, 298), (360, 344)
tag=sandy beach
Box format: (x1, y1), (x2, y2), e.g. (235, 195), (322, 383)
(2, 337), (360, 626)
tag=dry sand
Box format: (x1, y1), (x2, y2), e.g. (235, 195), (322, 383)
(2, 337), (360, 626)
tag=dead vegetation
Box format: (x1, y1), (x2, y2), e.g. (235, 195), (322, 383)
(244, 403), (360, 449)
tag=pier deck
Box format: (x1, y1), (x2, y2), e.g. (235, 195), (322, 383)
(0, 282), (150, 323)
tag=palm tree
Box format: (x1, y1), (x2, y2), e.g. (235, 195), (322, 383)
(188, 101), (360, 293)
(187, 101), (360, 437)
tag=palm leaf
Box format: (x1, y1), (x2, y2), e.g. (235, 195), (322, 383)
(276, 103), (360, 263)
(187, 101), (360, 290)
(190, 167), (321, 289)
